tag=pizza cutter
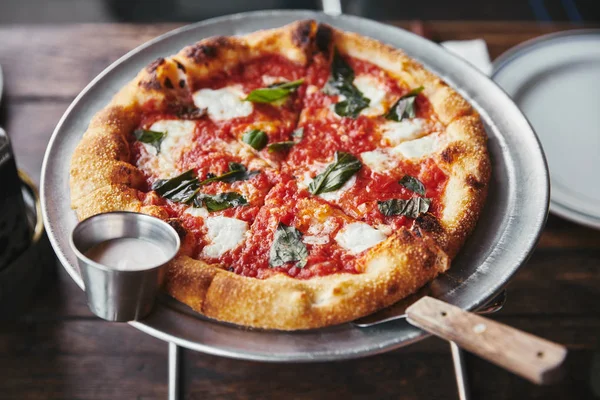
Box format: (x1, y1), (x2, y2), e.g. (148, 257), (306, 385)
(353, 290), (567, 387)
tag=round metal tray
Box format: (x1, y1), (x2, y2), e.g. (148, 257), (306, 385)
(41, 10), (549, 362)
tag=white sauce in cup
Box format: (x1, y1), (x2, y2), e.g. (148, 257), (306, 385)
(85, 237), (168, 271)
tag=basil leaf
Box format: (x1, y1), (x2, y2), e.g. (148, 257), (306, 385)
(242, 129), (268, 151)
(308, 152), (362, 195)
(324, 50), (370, 118)
(152, 169), (199, 202)
(228, 162), (245, 171)
(330, 49), (355, 82)
(377, 197), (431, 218)
(269, 79), (304, 90)
(267, 141), (295, 153)
(196, 192), (248, 212)
(398, 175), (426, 196)
(385, 86), (424, 121)
(134, 129), (166, 153)
(200, 162), (259, 185)
(334, 97), (370, 118)
(269, 222), (308, 269)
(245, 79), (304, 103)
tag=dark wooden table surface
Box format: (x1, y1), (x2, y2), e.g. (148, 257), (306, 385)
(0, 21), (599, 399)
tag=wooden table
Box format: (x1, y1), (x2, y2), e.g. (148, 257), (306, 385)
(1, 21), (599, 399)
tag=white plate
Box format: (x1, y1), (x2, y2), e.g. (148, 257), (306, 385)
(493, 30), (600, 229)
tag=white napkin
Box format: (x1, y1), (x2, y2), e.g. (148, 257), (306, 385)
(441, 39), (492, 76)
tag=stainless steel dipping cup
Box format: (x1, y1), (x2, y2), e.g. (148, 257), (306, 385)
(70, 212), (180, 322)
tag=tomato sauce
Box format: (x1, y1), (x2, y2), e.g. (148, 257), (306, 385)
(221, 180), (360, 279)
(127, 51), (449, 280)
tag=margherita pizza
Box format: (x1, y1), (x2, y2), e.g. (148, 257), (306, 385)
(70, 20), (490, 330)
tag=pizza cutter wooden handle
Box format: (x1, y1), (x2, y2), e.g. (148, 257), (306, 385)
(406, 296), (567, 385)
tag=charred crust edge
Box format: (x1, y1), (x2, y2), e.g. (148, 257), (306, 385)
(146, 58), (166, 73)
(185, 37), (230, 64)
(466, 174), (486, 190)
(414, 213), (444, 234)
(175, 59), (186, 72)
(315, 23), (333, 56)
(292, 20), (314, 48)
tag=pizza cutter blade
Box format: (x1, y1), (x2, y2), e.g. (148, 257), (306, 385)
(353, 290), (567, 385)
(353, 288), (505, 327)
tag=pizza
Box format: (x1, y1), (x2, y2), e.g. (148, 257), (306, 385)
(70, 20), (490, 330)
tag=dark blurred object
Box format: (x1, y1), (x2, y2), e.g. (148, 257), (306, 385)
(0, 171), (55, 319)
(106, 0), (319, 22)
(341, 0), (598, 22)
(0, 0), (598, 23)
(0, 128), (30, 271)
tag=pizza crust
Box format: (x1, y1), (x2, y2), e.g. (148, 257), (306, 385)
(166, 229), (448, 330)
(70, 20), (490, 330)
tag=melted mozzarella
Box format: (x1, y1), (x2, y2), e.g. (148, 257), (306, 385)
(381, 118), (426, 145)
(184, 207), (209, 219)
(303, 235), (330, 245)
(334, 222), (387, 254)
(307, 218), (337, 236)
(353, 75), (387, 116)
(202, 216), (248, 258)
(392, 134), (438, 159)
(192, 86), (253, 121)
(303, 218), (336, 246)
(360, 149), (397, 174)
(140, 120), (196, 177)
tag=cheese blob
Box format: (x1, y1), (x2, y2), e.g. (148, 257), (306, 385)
(392, 134), (438, 159)
(193, 85), (253, 121)
(184, 206), (209, 219)
(360, 149), (397, 175)
(334, 222), (387, 254)
(202, 216), (248, 258)
(140, 119), (196, 177)
(353, 75), (388, 116)
(381, 118), (427, 145)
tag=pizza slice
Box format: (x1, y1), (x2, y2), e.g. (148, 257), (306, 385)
(172, 20), (316, 164)
(285, 23), (489, 257)
(166, 177), (450, 329)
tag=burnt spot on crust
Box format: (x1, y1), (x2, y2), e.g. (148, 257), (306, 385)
(146, 58), (166, 73)
(174, 59), (186, 72)
(440, 147), (454, 163)
(292, 20), (313, 48)
(164, 77), (174, 89)
(138, 76), (162, 91)
(422, 248), (437, 270)
(167, 219), (187, 239)
(415, 213), (444, 234)
(315, 24), (333, 56)
(386, 283), (399, 296)
(179, 79), (185, 88)
(440, 144), (463, 164)
(400, 229), (415, 243)
(185, 37), (231, 64)
(466, 174), (486, 190)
